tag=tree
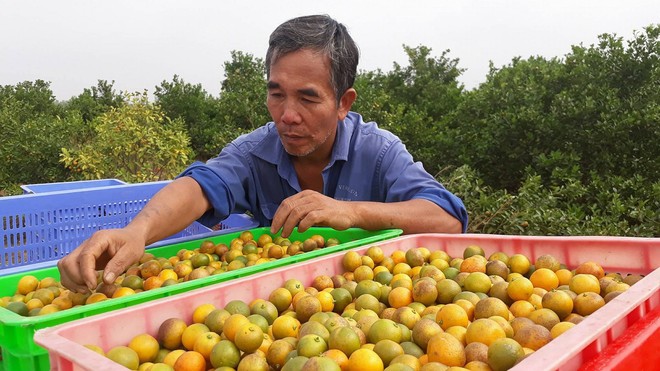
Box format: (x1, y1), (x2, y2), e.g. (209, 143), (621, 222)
(217, 51), (270, 132)
(352, 46), (465, 173)
(64, 80), (124, 123)
(0, 80), (80, 191)
(60, 92), (193, 182)
(441, 25), (660, 191)
(154, 75), (221, 160)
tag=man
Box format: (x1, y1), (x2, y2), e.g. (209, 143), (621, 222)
(58, 14), (468, 293)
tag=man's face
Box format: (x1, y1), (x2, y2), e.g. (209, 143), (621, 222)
(267, 49), (353, 161)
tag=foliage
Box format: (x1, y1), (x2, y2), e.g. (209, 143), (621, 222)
(154, 75), (223, 160)
(440, 25), (660, 191)
(443, 165), (659, 237)
(60, 92), (193, 183)
(217, 51), (270, 132)
(64, 80), (124, 123)
(0, 81), (83, 191)
(353, 46), (465, 173)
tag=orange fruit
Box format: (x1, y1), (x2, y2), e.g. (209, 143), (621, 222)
(39, 276), (59, 289)
(390, 353), (422, 370)
(436, 303), (469, 330)
(555, 269), (573, 286)
(474, 297), (509, 320)
(507, 277), (533, 301)
(534, 254), (561, 272)
(487, 337), (524, 371)
(569, 274), (600, 294)
(234, 322), (265, 353)
(550, 321), (576, 339)
(210, 340), (241, 369)
(143, 276), (164, 291)
(162, 349), (186, 367)
(427, 332), (467, 367)
(388, 287), (413, 309)
(509, 300), (536, 318)
(272, 314), (301, 339)
(513, 324), (552, 351)
(529, 268), (559, 291)
(541, 290), (574, 320)
(573, 292), (606, 316)
(323, 348), (349, 369)
(181, 323), (210, 350)
(575, 261), (605, 279)
(128, 333), (160, 363)
(192, 303), (216, 324)
(527, 308), (560, 332)
(343, 251), (363, 272)
(17, 275), (40, 295)
(85, 292), (107, 305)
(173, 350), (206, 371)
(347, 348), (384, 371)
(391, 250), (407, 265)
(366, 246), (385, 264)
(159, 268), (179, 282)
(460, 256), (487, 273)
(508, 254), (531, 275)
(270, 287), (293, 314)
(266, 339), (296, 369)
(445, 325), (468, 347)
(454, 299), (476, 321)
(222, 313), (250, 342)
(465, 318), (506, 346)
(112, 287), (136, 298)
(193, 331), (220, 361)
(106, 346), (140, 370)
(158, 318), (188, 350)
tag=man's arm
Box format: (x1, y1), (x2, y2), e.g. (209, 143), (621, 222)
(58, 177), (210, 292)
(270, 190), (463, 236)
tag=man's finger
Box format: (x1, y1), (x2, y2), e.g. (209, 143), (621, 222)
(103, 246), (142, 285)
(57, 256), (89, 293)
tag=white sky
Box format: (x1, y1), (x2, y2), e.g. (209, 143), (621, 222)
(1, 0), (658, 101)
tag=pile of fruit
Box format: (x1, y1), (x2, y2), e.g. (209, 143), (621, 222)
(0, 231), (339, 317)
(90, 244), (643, 371)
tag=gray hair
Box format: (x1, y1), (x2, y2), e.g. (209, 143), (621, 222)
(265, 14), (360, 102)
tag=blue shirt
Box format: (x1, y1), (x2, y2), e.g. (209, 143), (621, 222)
(179, 112), (468, 232)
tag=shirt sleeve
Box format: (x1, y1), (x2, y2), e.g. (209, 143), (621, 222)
(176, 143), (253, 227)
(378, 139), (469, 233)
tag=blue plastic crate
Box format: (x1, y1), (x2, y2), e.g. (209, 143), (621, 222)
(0, 181), (258, 276)
(20, 179), (127, 194)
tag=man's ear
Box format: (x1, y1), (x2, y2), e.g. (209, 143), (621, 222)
(337, 88), (357, 121)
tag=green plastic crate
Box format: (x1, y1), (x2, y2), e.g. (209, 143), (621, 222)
(0, 226), (401, 371)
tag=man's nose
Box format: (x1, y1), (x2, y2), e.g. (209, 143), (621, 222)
(280, 102), (302, 125)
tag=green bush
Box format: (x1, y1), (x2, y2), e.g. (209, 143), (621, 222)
(60, 92), (193, 182)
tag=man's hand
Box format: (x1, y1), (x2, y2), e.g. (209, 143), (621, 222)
(270, 190), (355, 237)
(57, 228), (146, 293)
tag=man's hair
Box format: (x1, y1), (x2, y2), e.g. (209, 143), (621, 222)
(265, 14), (360, 102)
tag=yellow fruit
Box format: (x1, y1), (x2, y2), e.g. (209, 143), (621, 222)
(17, 275), (40, 295)
(181, 323), (210, 351)
(106, 346), (140, 370)
(192, 303), (216, 324)
(128, 333), (160, 363)
(427, 332), (467, 367)
(530, 268), (559, 291)
(347, 348), (384, 371)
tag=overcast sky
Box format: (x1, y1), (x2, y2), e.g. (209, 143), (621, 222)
(1, 0), (658, 101)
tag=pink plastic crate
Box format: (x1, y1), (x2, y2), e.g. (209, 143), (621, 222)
(34, 233), (660, 371)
